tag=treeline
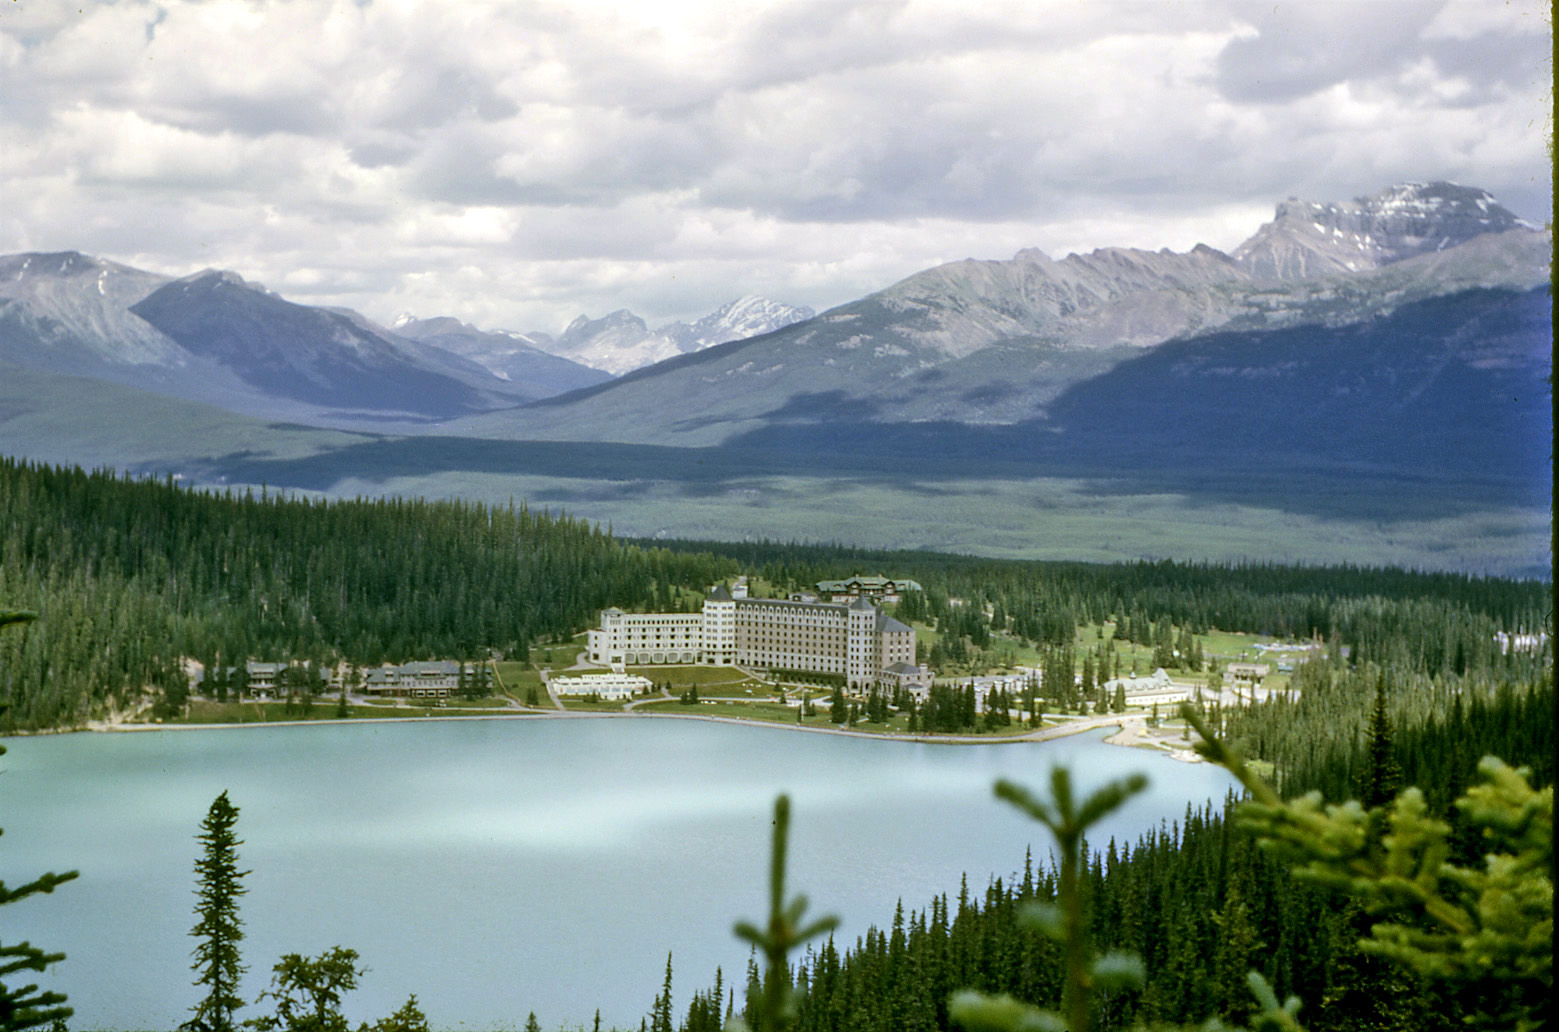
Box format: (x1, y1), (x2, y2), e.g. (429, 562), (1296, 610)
(0, 459), (736, 729)
(670, 675), (1552, 1032)
(657, 538), (1548, 678)
(0, 456), (1548, 736)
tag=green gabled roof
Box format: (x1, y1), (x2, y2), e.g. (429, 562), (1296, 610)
(816, 574), (924, 593)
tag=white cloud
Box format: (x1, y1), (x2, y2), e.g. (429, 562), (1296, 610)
(0, 0), (1549, 331)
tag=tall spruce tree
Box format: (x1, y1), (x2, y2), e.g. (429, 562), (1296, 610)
(187, 791), (248, 1032)
(1361, 673), (1402, 809)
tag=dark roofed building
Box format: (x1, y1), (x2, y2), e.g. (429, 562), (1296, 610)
(815, 574), (923, 604)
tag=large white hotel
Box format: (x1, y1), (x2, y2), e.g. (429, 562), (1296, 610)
(587, 585), (917, 689)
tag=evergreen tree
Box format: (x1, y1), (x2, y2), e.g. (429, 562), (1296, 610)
(250, 947), (362, 1032)
(1312, 673), (1419, 1032)
(650, 953), (673, 1032)
(1361, 673), (1401, 809)
(186, 792), (249, 1032)
(0, 611), (77, 1031)
(367, 996), (430, 1032)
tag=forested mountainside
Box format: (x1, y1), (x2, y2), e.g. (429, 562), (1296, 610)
(0, 458), (737, 728)
(0, 456), (1547, 732)
(699, 680), (1550, 1032)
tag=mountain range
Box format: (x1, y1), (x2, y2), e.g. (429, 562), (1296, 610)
(0, 254), (810, 427)
(469, 181), (1545, 447)
(0, 181), (1549, 573)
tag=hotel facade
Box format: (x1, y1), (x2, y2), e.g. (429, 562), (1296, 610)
(587, 586), (915, 689)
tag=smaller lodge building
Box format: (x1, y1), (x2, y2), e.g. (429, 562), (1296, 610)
(814, 574), (923, 604)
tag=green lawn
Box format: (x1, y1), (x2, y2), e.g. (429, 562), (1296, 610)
(174, 699), (520, 724)
(532, 643), (587, 667)
(557, 696), (632, 712)
(632, 665), (765, 688)
(637, 697), (800, 723)
(493, 661), (543, 692)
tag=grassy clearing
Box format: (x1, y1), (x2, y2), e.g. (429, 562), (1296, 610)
(532, 643), (587, 668)
(635, 697), (795, 722)
(631, 665), (764, 689)
(172, 699), (517, 724)
(557, 696), (632, 712)
(493, 662), (543, 693)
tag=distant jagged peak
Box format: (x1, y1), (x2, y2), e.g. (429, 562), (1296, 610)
(1234, 181), (1532, 280)
(685, 295), (815, 346)
(1, 250), (141, 281)
(1308, 180), (1519, 222)
(393, 314), (471, 336)
(167, 266), (280, 298)
(562, 309), (649, 339)
(703, 294), (814, 322)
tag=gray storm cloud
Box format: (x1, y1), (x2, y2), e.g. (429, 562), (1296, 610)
(0, 0), (1548, 332)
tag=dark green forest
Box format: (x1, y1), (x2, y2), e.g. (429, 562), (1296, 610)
(0, 458), (1546, 735)
(0, 458), (738, 728)
(687, 678), (1548, 1032)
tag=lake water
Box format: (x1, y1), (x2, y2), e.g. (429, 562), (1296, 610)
(0, 716), (1237, 1030)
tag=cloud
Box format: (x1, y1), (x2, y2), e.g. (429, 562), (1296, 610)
(0, 0), (1549, 331)
(1214, 3), (1445, 103)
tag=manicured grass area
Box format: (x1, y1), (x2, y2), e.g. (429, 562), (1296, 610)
(177, 700), (381, 723)
(437, 696), (514, 708)
(633, 665), (764, 689)
(557, 696), (631, 712)
(636, 697), (800, 723)
(532, 644), (587, 668)
(174, 697), (522, 724)
(493, 661), (543, 692)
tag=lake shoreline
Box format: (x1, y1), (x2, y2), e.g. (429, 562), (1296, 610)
(63, 706), (1206, 759)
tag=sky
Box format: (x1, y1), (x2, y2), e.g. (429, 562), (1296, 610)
(1, 0), (1550, 333)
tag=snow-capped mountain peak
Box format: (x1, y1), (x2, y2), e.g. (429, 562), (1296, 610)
(528, 297), (815, 376)
(1233, 181), (1527, 280)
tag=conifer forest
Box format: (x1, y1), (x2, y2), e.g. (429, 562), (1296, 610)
(0, 455), (1550, 1030)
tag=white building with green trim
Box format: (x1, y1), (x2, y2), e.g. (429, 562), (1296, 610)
(587, 586), (915, 690)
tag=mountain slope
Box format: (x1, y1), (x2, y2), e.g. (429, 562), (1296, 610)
(128, 270), (535, 420)
(463, 185), (1548, 446)
(0, 253), (584, 427)
(1232, 181), (1531, 279)
(530, 296), (816, 375)
(388, 315), (610, 398)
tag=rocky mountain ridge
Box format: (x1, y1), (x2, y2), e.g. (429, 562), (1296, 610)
(474, 182), (1547, 445)
(0, 255), (592, 427)
(389, 315), (610, 397)
(0, 181), (1546, 447)
(521, 295), (818, 375)
(1231, 181), (1531, 280)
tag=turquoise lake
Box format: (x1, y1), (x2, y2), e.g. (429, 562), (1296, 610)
(0, 716), (1238, 1030)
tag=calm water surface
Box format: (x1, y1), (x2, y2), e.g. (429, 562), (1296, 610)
(0, 717), (1237, 1030)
